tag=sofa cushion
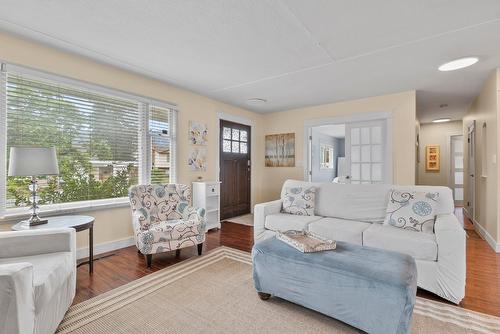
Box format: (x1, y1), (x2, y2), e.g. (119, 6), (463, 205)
(384, 190), (438, 234)
(0, 252), (73, 310)
(315, 183), (391, 222)
(363, 224), (438, 261)
(265, 213), (321, 232)
(308, 218), (372, 245)
(281, 186), (316, 216)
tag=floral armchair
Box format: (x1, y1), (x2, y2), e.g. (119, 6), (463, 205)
(128, 184), (206, 267)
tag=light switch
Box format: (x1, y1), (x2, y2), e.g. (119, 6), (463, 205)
(493, 154), (497, 164)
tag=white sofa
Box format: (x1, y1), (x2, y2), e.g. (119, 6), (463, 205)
(0, 228), (76, 334)
(254, 180), (466, 304)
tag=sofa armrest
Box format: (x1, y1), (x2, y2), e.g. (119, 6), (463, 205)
(434, 214), (466, 304)
(254, 199), (282, 241)
(0, 263), (35, 334)
(0, 228), (76, 260)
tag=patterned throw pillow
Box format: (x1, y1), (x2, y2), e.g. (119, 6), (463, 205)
(281, 186), (316, 216)
(384, 190), (439, 234)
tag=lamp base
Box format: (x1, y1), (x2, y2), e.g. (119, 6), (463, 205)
(29, 219), (48, 226)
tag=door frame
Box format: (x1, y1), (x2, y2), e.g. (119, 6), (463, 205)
(304, 111), (393, 183)
(216, 112), (256, 212)
(464, 121), (476, 220)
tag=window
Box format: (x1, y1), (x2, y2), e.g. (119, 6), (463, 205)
(319, 144), (334, 169)
(222, 126), (248, 154)
(0, 65), (177, 215)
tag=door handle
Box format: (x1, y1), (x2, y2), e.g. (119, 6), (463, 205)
(345, 175), (350, 179)
(470, 174), (474, 177)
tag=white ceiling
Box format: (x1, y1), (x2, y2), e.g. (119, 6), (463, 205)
(315, 124), (345, 138)
(1, 1), (500, 122)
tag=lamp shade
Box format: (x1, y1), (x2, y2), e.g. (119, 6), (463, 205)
(8, 147), (59, 176)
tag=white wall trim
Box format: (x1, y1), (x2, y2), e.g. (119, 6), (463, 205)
(303, 111), (394, 183)
(215, 112), (256, 212)
(471, 217), (500, 253)
(76, 236), (135, 260)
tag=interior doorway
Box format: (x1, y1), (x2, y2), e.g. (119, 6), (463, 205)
(307, 116), (391, 184)
(219, 120), (251, 220)
(450, 135), (464, 206)
(465, 121), (476, 218)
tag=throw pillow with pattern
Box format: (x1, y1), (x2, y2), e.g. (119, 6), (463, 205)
(383, 190), (439, 234)
(281, 186), (316, 216)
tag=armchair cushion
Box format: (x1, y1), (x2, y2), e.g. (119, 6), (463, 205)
(0, 252), (73, 311)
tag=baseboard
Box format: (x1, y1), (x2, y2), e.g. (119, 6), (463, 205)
(76, 236), (135, 260)
(471, 218), (500, 253)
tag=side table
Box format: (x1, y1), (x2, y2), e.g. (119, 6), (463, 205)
(11, 215), (95, 274)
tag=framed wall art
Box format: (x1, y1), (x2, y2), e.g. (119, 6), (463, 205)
(265, 133), (295, 167)
(425, 145), (440, 171)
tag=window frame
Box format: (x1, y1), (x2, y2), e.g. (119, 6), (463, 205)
(319, 143), (334, 169)
(0, 63), (178, 219)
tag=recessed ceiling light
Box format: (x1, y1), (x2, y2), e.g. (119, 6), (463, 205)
(247, 98), (267, 105)
(432, 118), (451, 123)
(438, 57), (478, 71)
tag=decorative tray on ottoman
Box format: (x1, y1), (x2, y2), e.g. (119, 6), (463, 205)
(276, 230), (336, 253)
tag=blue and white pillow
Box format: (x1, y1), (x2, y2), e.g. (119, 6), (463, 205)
(281, 186), (316, 216)
(384, 190), (439, 234)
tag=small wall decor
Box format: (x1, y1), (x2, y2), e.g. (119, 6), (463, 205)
(188, 147), (207, 171)
(188, 121), (208, 145)
(265, 133), (295, 167)
(425, 145), (440, 171)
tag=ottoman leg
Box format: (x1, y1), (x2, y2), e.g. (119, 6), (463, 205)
(258, 292), (271, 301)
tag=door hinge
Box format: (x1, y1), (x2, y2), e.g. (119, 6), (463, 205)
(309, 136), (312, 141)
(468, 138), (470, 143)
(309, 171), (312, 175)
(467, 201), (470, 206)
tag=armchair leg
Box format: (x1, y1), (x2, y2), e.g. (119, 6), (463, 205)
(197, 243), (203, 256)
(146, 254), (152, 268)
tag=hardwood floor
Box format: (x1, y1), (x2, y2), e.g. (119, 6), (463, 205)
(75, 210), (500, 317)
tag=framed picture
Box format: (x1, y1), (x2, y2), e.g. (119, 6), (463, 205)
(188, 147), (207, 171)
(188, 121), (208, 145)
(265, 133), (295, 167)
(425, 145), (440, 171)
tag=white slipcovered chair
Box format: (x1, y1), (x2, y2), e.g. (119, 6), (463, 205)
(0, 228), (76, 334)
(128, 184), (206, 267)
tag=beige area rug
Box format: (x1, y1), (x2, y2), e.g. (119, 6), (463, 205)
(58, 247), (500, 334)
(225, 213), (254, 226)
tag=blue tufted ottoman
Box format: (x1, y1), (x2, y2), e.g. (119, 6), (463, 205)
(252, 237), (417, 334)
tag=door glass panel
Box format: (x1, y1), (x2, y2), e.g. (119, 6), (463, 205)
(223, 127), (231, 139)
(455, 188), (464, 201)
(454, 141), (463, 153)
(240, 142), (248, 154)
(351, 128), (360, 145)
(232, 141), (240, 153)
(232, 129), (240, 140)
(371, 126), (382, 144)
(361, 145), (370, 162)
(372, 145), (382, 162)
(455, 156), (463, 169)
(455, 171), (463, 185)
(351, 163), (360, 180)
(223, 140), (231, 152)
(240, 130), (248, 142)
(351, 146), (360, 162)
(361, 127), (370, 144)
(372, 163), (382, 181)
(361, 163), (370, 181)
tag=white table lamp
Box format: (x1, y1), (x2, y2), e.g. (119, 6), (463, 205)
(8, 147), (59, 225)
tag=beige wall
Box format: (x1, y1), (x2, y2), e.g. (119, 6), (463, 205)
(463, 69), (499, 244)
(0, 32), (264, 249)
(417, 121), (463, 187)
(260, 91), (417, 202)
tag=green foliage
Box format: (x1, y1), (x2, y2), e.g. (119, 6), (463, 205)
(6, 77), (138, 208)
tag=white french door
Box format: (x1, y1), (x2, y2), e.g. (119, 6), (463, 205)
(344, 120), (388, 184)
(450, 135), (464, 206)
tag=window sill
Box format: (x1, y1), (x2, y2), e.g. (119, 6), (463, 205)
(0, 197), (130, 224)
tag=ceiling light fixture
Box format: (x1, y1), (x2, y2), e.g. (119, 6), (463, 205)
(247, 98), (267, 105)
(438, 57), (479, 71)
(432, 118), (451, 123)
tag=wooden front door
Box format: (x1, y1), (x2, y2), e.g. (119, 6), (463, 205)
(220, 120), (251, 220)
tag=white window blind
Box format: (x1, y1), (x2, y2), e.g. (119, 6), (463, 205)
(0, 65), (178, 216)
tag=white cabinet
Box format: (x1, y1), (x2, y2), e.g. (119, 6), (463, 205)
(192, 181), (221, 231)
